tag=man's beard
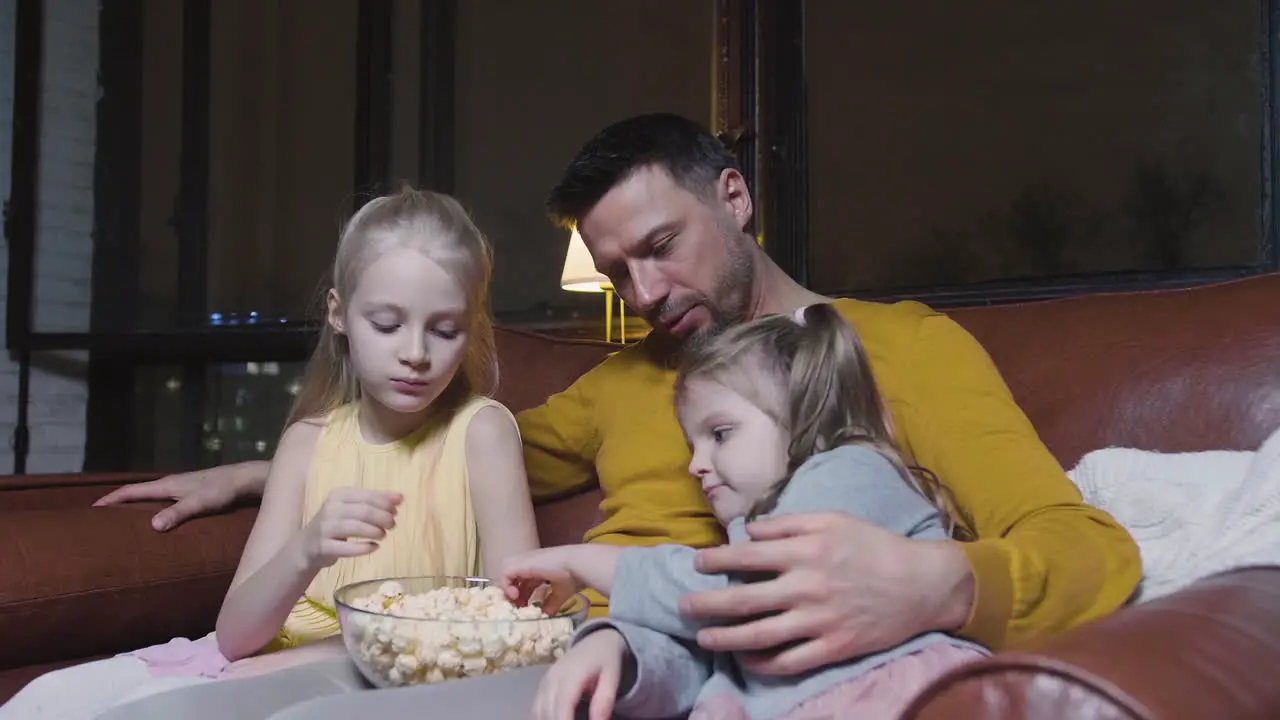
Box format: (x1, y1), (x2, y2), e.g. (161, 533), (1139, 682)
(677, 232), (755, 352)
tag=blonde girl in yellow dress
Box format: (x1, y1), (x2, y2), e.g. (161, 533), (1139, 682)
(0, 187), (541, 719)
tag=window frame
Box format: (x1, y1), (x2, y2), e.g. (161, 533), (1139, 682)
(5, 0), (404, 471)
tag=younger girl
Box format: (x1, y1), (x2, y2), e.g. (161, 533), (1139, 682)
(2, 188), (541, 719)
(502, 303), (988, 720)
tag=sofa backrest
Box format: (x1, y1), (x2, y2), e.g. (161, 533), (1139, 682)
(499, 274), (1280, 470)
(491, 328), (614, 544)
(502, 274), (1280, 544)
(948, 274), (1280, 467)
(492, 328), (614, 414)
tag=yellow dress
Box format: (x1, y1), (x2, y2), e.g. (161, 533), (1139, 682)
(271, 395), (508, 649)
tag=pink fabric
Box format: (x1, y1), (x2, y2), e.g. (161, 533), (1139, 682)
(692, 693), (752, 720)
(123, 634), (350, 681)
(123, 636), (231, 679)
(690, 643), (985, 720)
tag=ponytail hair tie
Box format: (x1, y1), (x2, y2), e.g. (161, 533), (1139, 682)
(792, 305), (811, 325)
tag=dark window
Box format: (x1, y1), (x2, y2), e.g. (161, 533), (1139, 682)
(11, 1), (1270, 473)
(802, 0), (1277, 299)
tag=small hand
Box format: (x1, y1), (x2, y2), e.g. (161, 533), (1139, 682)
(498, 546), (584, 615)
(533, 629), (628, 720)
(92, 463), (268, 532)
(299, 487), (402, 569)
(681, 512), (973, 675)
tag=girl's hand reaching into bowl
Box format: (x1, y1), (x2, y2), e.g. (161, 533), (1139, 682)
(499, 546), (587, 615)
(499, 544), (626, 615)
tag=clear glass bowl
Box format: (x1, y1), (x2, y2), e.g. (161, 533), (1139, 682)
(334, 576), (589, 688)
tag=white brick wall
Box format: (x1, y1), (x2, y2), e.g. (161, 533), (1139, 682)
(0, 0), (98, 474)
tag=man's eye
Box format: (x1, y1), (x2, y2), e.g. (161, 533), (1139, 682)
(371, 322), (398, 334)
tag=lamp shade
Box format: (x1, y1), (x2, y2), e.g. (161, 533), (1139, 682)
(560, 228), (611, 292)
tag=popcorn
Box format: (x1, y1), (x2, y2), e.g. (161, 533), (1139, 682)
(344, 582), (576, 687)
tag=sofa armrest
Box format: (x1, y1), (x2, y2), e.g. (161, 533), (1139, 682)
(906, 567), (1280, 720)
(0, 503), (256, 671)
(0, 473), (162, 512)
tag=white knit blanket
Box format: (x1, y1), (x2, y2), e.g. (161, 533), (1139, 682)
(1067, 424), (1280, 603)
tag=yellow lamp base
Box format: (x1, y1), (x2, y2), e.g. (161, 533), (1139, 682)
(604, 289), (627, 343)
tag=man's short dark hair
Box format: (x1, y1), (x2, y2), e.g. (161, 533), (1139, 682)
(546, 113), (741, 229)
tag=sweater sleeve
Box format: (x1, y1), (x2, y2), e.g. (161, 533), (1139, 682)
(516, 373), (601, 502)
(900, 312), (1142, 649)
(609, 545), (731, 640)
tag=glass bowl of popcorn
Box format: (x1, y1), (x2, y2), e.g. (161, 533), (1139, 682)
(334, 576), (589, 688)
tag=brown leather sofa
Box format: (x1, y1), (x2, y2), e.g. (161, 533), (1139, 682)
(2, 274), (1278, 718)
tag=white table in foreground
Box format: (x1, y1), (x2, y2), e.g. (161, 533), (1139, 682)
(268, 665), (553, 719)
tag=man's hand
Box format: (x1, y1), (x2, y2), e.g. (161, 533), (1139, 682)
(92, 461), (270, 532)
(681, 512), (974, 676)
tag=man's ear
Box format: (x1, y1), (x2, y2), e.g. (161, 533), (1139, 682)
(326, 289), (346, 334)
(719, 168), (754, 233)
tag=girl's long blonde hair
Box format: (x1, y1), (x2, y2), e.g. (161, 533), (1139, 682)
(286, 187), (498, 427)
(674, 303), (973, 539)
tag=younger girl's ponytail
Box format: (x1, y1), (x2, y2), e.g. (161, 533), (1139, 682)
(780, 304), (971, 537)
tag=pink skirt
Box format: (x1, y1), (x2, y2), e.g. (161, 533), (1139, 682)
(123, 634), (348, 680)
(691, 643), (985, 720)
(122, 635), (232, 679)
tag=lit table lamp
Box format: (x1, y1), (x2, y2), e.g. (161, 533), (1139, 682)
(560, 228), (626, 342)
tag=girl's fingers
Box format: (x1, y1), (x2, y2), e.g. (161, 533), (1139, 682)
(322, 538), (380, 559)
(589, 664), (618, 720)
(331, 487), (403, 510)
(343, 503), (397, 530)
(498, 571), (552, 608)
(501, 579), (520, 601)
(327, 518), (386, 542)
(514, 578), (543, 607)
(534, 669), (559, 720)
(532, 680), (548, 720)
(558, 670), (593, 720)
(541, 585), (574, 616)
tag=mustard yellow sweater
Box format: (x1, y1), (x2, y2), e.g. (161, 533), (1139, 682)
(516, 298), (1141, 650)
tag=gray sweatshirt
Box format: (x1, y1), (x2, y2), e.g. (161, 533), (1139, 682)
(576, 445), (988, 720)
